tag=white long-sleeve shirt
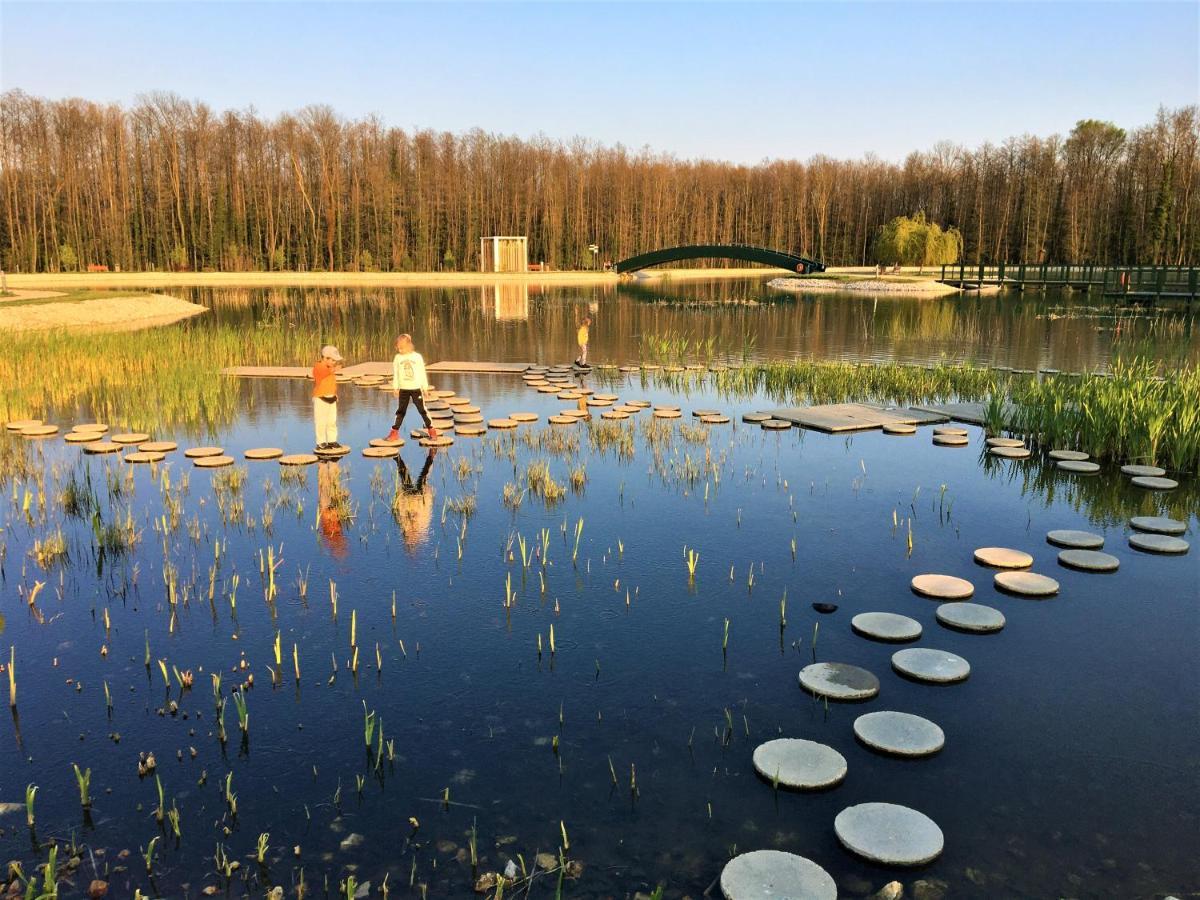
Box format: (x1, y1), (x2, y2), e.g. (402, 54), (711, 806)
(392, 352), (430, 391)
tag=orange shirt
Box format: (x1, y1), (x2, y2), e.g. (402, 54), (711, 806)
(312, 360), (337, 398)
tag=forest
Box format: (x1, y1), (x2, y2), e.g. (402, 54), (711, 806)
(1, 90), (1196, 273)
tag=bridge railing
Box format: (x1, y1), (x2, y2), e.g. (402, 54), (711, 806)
(1103, 266), (1198, 300)
(938, 263), (1108, 284)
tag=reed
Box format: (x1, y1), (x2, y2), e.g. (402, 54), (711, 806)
(7, 646), (14, 708)
(72, 764), (91, 809)
(232, 691), (249, 734)
(25, 783), (36, 828)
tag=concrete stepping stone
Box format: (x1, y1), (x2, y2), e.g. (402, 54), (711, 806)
(933, 427), (968, 436)
(278, 454), (318, 466)
(618, 365), (639, 374)
(892, 648), (970, 684)
(425, 400), (450, 410)
(536, 385), (560, 393)
(834, 803), (944, 866)
(1129, 516), (1186, 536)
(453, 405), (481, 415)
(575, 387), (594, 396)
(124, 451), (165, 463)
(362, 446), (399, 458)
(110, 432), (150, 445)
(994, 570), (1059, 596)
(641, 364), (660, 371)
(5, 419), (40, 431)
(692, 408), (722, 418)
(719, 850), (836, 900)
(83, 441), (122, 454)
(194, 455), (235, 468)
(799, 663), (880, 701)
(910, 574), (974, 600)
(1131, 476), (1179, 490)
(936, 602), (1005, 633)
(557, 391), (582, 400)
(973, 547), (1032, 568)
(488, 418), (517, 429)
(882, 423), (916, 435)
(586, 398), (614, 407)
(853, 711), (945, 757)
(1128, 534), (1189, 555)
(455, 425), (486, 436)
(601, 411), (630, 420)
(761, 419), (792, 430)
(986, 437), (1024, 448)
(561, 409), (589, 418)
(137, 441), (177, 453)
(65, 431), (102, 444)
(654, 403), (680, 412)
(752, 738), (848, 790)
(1046, 529), (1104, 549)
(431, 389), (457, 398)
(1049, 449), (1089, 461)
(741, 412), (770, 423)
(654, 409), (682, 419)
(1121, 464), (1166, 477)
(367, 438), (403, 448)
(851, 613), (922, 642)
(615, 405), (641, 414)
(419, 436), (454, 447)
(509, 412), (539, 422)
(1058, 549), (1119, 572)
(700, 414), (731, 424)
(627, 400), (652, 408)
(1057, 460), (1101, 474)
(244, 447), (285, 460)
(315, 445), (351, 458)
(990, 446), (1031, 459)
(21, 424), (59, 436)
(454, 414), (484, 424)
(74, 423), (109, 433)
(593, 393), (618, 402)
(932, 433), (968, 446)
(548, 415), (576, 425)
(446, 397), (471, 406)
(184, 446), (224, 458)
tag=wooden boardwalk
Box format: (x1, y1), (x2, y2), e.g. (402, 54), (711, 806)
(763, 404), (949, 433)
(222, 360), (529, 379)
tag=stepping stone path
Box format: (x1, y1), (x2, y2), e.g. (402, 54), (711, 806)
(851, 612), (922, 642)
(910, 574), (974, 600)
(627, 400), (652, 408)
(22, 424), (59, 436)
(548, 415), (576, 425)
(1057, 460), (1101, 474)
(691, 409), (721, 418)
(853, 711), (945, 757)
(654, 409), (682, 419)
(184, 446), (224, 459)
(315, 445), (351, 458)
(995, 571), (1059, 597)
(1058, 549), (1119, 572)
(74, 423), (108, 432)
(936, 602), (1006, 633)
(700, 414), (731, 424)
(194, 455), (235, 468)
(1121, 464), (1166, 477)
(990, 446), (1031, 458)
(456, 425), (486, 436)
(138, 441), (177, 453)
(1131, 475), (1179, 490)
(1046, 529), (1104, 549)
(5, 420), (40, 431)
(719, 850), (836, 900)
(83, 441), (122, 455)
(932, 433), (968, 446)
(245, 448), (284, 460)
(509, 413), (538, 422)
(798, 663), (880, 701)
(892, 648), (970, 684)
(1129, 516), (1186, 536)
(761, 419), (792, 430)
(742, 412), (771, 423)
(834, 803), (944, 866)
(986, 437), (1024, 448)
(933, 427), (968, 436)
(1049, 450), (1089, 461)
(124, 451), (164, 463)
(368, 438), (404, 448)
(279, 454), (318, 466)
(419, 436), (454, 447)
(65, 431), (101, 443)
(362, 446), (399, 458)
(883, 423), (916, 435)
(111, 433), (150, 445)
(973, 547), (1033, 568)
(488, 418), (517, 429)
(751, 738), (848, 790)
(601, 411), (629, 420)
(1128, 534), (1189, 555)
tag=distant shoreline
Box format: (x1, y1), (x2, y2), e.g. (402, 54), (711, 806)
(0, 292), (208, 332)
(768, 275), (961, 297)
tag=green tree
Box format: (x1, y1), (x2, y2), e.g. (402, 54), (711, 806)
(442, 249), (457, 270)
(873, 213), (961, 272)
(58, 244), (78, 271)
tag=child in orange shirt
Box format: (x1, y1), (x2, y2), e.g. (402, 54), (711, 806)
(312, 344), (343, 450)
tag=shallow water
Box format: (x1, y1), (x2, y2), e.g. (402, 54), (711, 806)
(1, 280), (1198, 898)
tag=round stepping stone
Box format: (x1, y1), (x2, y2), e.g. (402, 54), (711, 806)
(990, 446), (1031, 459)
(751, 739), (847, 790)
(137, 441), (177, 453)
(278, 454), (318, 466)
(124, 451), (165, 464)
(194, 455), (235, 468)
(362, 446), (399, 458)
(932, 433), (968, 446)
(21, 423), (59, 436)
(82, 441), (122, 455)
(1121, 464), (1165, 477)
(1131, 476), (1178, 490)
(1046, 529), (1104, 549)
(853, 711), (945, 758)
(973, 547), (1032, 569)
(425, 400), (449, 411)
(488, 418), (517, 429)
(245, 447), (285, 459)
(798, 663), (880, 701)
(995, 570), (1059, 597)
(618, 365), (639, 374)
(184, 446), (224, 459)
(719, 850), (836, 900)
(586, 398), (614, 407)
(74, 423), (109, 433)
(761, 419), (791, 430)
(601, 411), (630, 420)
(851, 612), (922, 642)
(1049, 449), (1089, 461)
(616, 405), (640, 414)
(446, 397), (471, 406)
(892, 648), (970, 684)
(700, 414), (730, 424)
(430, 410), (454, 421)
(453, 405), (481, 415)
(1057, 460), (1101, 474)
(627, 400), (652, 408)
(110, 432), (150, 445)
(315, 445), (351, 458)
(454, 414), (484, 424)
(742, 412), (771, 423)
(654, 409), (682, 419)
(65, 431), (102, 444)
(692, 409), (721, 418)
(419, 436), (453, 448)
(986, 437), (1024, 448)
(367, 438), (404, 448)
(557, 391), (581, 400)
(654, 403), (680, 412)
(641, 364), (660, 371)
(509, 412), (538, 423)
(834, 803), (943, 866)
(664, 365), (685, 373)
(5, 419), (40, 431)
(455, 425), (486, 436)
(933, 426), (967, 436)
(936, 602), (1005, 633)
(536, 385), (560, 393)
(882, 423), (916, 435)
(430, 390), (455, 399)
(548, 415), (577, 426)
(1058, 549), (1119, 572)
(561, 409), (589, 418)
(593, 393), (618, 402)
(910, 574), (974, 600)
(1128, 533), (1189, 554)
(1129, 516), (1186, 536)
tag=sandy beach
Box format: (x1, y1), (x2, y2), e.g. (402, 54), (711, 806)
(0, 292), (208, 332)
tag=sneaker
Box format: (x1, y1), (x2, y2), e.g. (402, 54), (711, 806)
(385, 429), (400, 442)
(426, 426), (440, 440)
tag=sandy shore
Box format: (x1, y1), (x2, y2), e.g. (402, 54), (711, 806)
(0, 293), (208, 332)
(768, 276), (961, 297)
(3, 267), (776, 291)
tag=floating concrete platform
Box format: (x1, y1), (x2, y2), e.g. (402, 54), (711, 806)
(910, 401), (1017, 426)
(427, 360), (531, 374)
(762, 403), (949, 433)
(224, 360), (536, 379)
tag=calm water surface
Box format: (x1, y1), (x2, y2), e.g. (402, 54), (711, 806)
(1, 278), (1197, 899)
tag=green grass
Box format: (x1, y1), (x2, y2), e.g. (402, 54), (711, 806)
(0, 289), (143, 309)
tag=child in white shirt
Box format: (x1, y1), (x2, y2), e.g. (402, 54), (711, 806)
(386, 334), (438, 441)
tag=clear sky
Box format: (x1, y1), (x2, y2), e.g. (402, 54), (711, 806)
(2, 1), (1196, 164)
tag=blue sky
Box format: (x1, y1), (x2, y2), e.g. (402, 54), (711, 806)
(2, 2), (1196, 163)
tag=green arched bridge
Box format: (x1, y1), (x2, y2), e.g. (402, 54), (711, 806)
(614, 244), (825, 275)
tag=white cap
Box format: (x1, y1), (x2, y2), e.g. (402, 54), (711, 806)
(321, 344), (343, 361)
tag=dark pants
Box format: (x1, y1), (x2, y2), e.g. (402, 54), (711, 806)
(393, 389), (432, 429)
(396, 449), (435, 491)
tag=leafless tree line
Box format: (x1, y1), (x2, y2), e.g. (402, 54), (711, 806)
(1, 90), (1195, 272)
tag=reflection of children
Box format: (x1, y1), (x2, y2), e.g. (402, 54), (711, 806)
(317, 461), (348, 558)
(393, 449), (436, 553)
(575, 317), (591, 367)
(312, 344), (343, 451)
(387, 334), (438, 441)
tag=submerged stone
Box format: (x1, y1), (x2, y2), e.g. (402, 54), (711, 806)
(811, 602), (839, 614)
(834, 802), (944, 866)
(719, 850), (837, 900)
